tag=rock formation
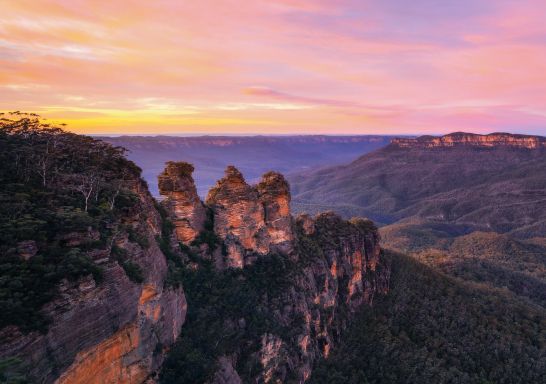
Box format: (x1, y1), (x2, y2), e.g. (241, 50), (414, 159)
(0, 178), (187, 384)
(158, 161), (206, 244)
(205, 166), (268, 267)
(159, 164), (389, 383)
(1, 160), (388, 384)
(391, 132), (546, 149)
(204, 166), (293, 268)
(257, 171), (294, 255)
(264, 212), (388, 382)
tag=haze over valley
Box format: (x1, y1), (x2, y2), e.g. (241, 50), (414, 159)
(102, 135), (394, 197)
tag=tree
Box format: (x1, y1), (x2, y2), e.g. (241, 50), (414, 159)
(63, 171), (103, 212)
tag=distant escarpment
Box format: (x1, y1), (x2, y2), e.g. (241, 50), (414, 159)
(158, 162), (389, 383)
(290, 132), (546, 238)
(391, 132), (546, 149)
(289, 130), (546, 316)
(101, 134), (394, 197)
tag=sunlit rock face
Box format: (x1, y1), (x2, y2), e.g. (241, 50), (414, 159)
(247, 213), (388, 383)
(201, 166), (294, 268)
(163, 164), (387, 382)
(158, 161), (206, 244)
(257, 171), (294, 256)
(158, 164), (389, 382)
(206, 166), (269, 267)
(0, 179), (187, 384)
(391, 132), (546, 149)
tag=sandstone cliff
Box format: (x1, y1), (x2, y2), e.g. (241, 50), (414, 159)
(158, 161), (206, 244)
(0, 178), (187, 384)
(204, 166), (294, 268)
(1, 158), (387, 384)
(158, 163), (389, 383)
(391, 132), (546, 149)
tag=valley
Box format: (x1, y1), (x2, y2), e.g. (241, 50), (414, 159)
(1, 118), (545, 384)
(101, 135), (394, 197)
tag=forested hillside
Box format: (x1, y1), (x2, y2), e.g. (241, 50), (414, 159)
(310, 251), (546, 384)
(0, 113), (188, 383)
(0, 112), (142, 332)
(290, 133), (546, 237)
(290, 132), (546, 314)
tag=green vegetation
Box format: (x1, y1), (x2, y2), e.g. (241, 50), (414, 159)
(0, 357), (28, 384)
(153, 201), (186, 288)
(160, 254), (303, 384)
(310, 251), (546, 384)
(127, 226), (151, 249)
(120, 260), (144, 284)
(111, 245), (143, 282)
(290, 142), (546, 238)
(0, 112), (143, 332)
(381, 224), (546, 309)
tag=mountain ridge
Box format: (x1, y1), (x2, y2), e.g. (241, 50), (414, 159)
(101, 135), (396, 197)
(391, 131), (546, 149)
(290, 132), (546, 237)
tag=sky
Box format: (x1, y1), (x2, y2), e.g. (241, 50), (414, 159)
(1, 0), (546, 135)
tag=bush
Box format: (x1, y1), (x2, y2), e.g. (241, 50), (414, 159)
(120, 260), (144, 284)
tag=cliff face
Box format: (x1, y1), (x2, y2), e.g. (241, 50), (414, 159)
(257, 171), (294, 255)
(0, 179), (187, 384)
(391, 132), (546, 149)
(160, 163), (389, 383)
(158, 161), (206, 244)
(205, 166), (294, 268)
(1, 157), (387, 384)
(271, 213), (387, 382)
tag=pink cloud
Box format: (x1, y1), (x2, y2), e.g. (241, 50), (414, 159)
(0, 0), (545, 135)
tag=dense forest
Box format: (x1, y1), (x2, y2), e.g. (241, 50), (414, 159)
(159, 254), (303, 383)
(380, 224), (546, 309)
(310, 251), (546, 384)
(0, 112), (143, 332)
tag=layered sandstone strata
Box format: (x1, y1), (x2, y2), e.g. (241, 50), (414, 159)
(257, 171), (294, 255)
(201, 166), (293, 268)
(205, 166), (269, 267)
(392, 132), (546, 149)
(158, 163), (388, 382)
(206, 212), (388, 383)
(0, 179), (187, 384)
(158, 161), (206, 244)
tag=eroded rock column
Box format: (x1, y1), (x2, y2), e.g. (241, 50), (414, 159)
(205, 166), (268, 267)
(257, 171), (294, 255)
(158, 161), (206, 244)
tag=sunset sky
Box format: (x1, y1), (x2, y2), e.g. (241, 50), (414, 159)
(2, 0), (546, 135)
